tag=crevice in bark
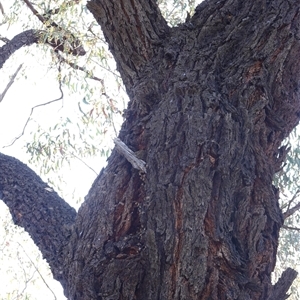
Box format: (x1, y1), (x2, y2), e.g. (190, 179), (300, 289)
(1, 0), (300, 299)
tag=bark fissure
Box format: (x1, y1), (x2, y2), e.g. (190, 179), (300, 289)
(1, 0), (300, 299)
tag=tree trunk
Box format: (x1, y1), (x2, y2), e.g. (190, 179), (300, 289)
(1, 0), (300, 299)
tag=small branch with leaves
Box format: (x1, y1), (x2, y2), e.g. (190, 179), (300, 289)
(22, 0), (86, 56)
(55, 52), (104, 83)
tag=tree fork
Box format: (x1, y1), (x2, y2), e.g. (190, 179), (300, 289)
(1, 0), (300, 299)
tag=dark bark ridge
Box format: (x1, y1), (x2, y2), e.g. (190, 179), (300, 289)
(79, 0), (300, 299)
(1, 0), (300, 299)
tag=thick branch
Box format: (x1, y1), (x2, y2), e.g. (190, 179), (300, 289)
(0, 29), (39, 69)
(87, 0), (169, 89)
(269, 268), (298, 300)
(0, 29), (85, 70)
(0, 153), (76, 284)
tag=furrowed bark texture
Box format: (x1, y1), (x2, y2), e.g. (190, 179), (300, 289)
(78, 0), (300, 299)
(1, 0), (300, 299)
(0, 30), (39, 69)
(0, 153), (76, 289)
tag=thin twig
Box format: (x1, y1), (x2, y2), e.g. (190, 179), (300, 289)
(284, 189), (300, 210)
(17, 242), (57, 300)
(22, 0), (46, 23)
(16, 250), (37, 300)
(71, 152), (99, 175)
(283, 190), (300, 220)
(56, 52), (104, 83)
(282, 225), (300, 231)
(0, 35), (10, 43)
(4, 72), (64, 148)
(283, 201), (300, 220)
(111, 115), (118, 137)
(103, 96), (119, 137)
(91, 58), (121, 78)
(0, 1), (5, 16)
(0, 64), (23, 103)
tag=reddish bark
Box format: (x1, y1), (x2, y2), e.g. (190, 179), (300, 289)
(1, 0), (300, 299)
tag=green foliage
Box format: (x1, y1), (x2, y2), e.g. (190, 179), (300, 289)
(273, 126), (300, 300)
(2, 0), (203, 180)
(158, 0), (199, 26)
(1, 2), (203, 298)
(2, 0), (203, 195)
(1, 0), (300, 298)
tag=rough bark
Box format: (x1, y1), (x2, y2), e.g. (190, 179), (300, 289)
(1, 0), (300, 299)
(0, 28), (85, 69)
(0, 30), (39, 69)
(0, 153), (76, 289)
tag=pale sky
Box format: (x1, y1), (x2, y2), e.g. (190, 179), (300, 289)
(2, 0), (299, 299)
(0, 3), (112, 298)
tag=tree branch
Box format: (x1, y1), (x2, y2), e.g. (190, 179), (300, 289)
(17, 242), (58, 300)
(0, 153), (76, 285)
(22, 0), (86, 56)
(55, 52), (104, 83)
(114, 138), (146, 173)
(4, 68), (64, 147)
(283, 190), (300, 220)
(0, 27), (84, 71)
(87, 0), (170, 89)
(268, 268), (298, 300)
(282, 225), (300, 231)
(0, 35), (10, 43)
(0, 64), (23, 103)
(0, 29), (39, 69)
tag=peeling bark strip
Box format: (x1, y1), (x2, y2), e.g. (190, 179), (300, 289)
(114, 138), (146, 173)
(1, 0), (300, 299)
